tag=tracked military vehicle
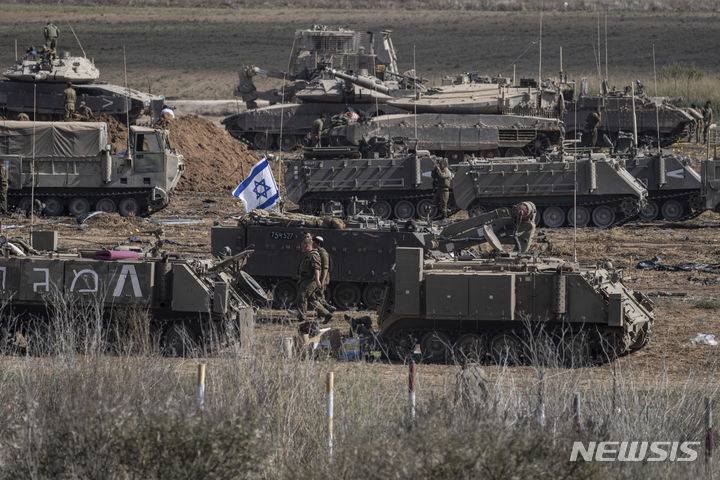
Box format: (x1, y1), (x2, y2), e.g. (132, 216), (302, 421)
(375, 203), (655, 364)
(0, 121), (184, 216)
(451, 153), (648, 228)
(211, 211), (439, 309)
(1, 46), (163, 123)
(285, 141), (648, 226)
(563, 84), (695, 147)
(0, 236), (261, 354)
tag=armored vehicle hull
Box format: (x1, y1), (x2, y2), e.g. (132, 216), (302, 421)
(0, 121), (184, 216)
(0, 81), (163, 124)
(328, 113), (562, 160)
(451, 155), (648, 228)
(625, 152), (703, 221)
(378, 247), (654, 364)
(563, 93), (695, 147)
(211, 213), (436, 309)
(0, 248), (259, 354)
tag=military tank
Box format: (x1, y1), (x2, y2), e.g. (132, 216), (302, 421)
(0, 120), (184, 216)
(1, 46), (163, 123)
(563, 83), (696, 147)
(0, 235), (262, 355)
(284, 141), (648, 226)
(365, 201), (654, 364)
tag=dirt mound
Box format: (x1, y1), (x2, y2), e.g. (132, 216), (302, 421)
(98, 114), (262, 192)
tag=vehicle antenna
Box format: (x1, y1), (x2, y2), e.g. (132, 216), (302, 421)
(66, 22), (87, 59)
(596, 11), (601, 83)
(123, 45), (131, 161)
(631, 81), (638, 147)
(652, 44), (661, 153)
(604, 10), (609, 81)
(279, 36), (296, 158)
(14, 39), (17, 62)
(30, 84), (36, 232)
(413, 44), (418, 140)
(573, 99), (577, 263)
(538, 1), (543, 112)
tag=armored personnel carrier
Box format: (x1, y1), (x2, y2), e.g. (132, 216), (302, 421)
(328, 112), (563, 160)
(0, 121), (184, 216)
(211, 211), (438, 309)
(0, 237), (262, 355)
(374, 203), (654, 364)
(451, 153), (648, 228)
(1, 46), (163, 123)
(563, 84), (695, 147)
(284, 141), (648, 226)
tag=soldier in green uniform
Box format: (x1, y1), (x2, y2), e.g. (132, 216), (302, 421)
(78, 101), (93, 119)
(586, 108), (601, 151)
(295, 239), (332, 323)
(309, 114), (325, 147)
(431, 158), (452, 219)
(16, 113), (30, 121)
(312, 235), (336, 321)
(63, 82), (76, 120)
(43, 21), (59, 55)
(0, 161), (8, 215)
(702, 100), (713, 145)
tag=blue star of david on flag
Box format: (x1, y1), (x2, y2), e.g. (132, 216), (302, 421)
(233, 156), (280, 212)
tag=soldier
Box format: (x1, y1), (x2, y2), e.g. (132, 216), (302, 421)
(431, 158), (452, 219)
(453, 362), (489, 410)
(62, 82), (76, 120)
(78, 101), (93, 119)
(312, 235), (336, 321)
(43, 21), (59, 55)
(0, 161), (8, 215)
(310, 114), (325, 147)
(691, 103), (702, 144)
(16, 113), (30, 121)
(702, 100), (713, 145)
(295, 239), (332, 324)
(585, 108), (601, 151)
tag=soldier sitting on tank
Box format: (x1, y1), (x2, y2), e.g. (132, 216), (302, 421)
(585, 108), (602, 151)
(295, 238), (332, 324)
(431, 158), (452, 220)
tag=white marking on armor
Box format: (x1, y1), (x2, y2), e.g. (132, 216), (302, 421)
(113, 265), (142, 297)
(33, 268), (50, 292)
(667, 169), (685, 179)
(70, 269), (99, 293)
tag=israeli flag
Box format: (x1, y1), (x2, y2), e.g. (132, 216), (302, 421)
(232, 156), (280, 212)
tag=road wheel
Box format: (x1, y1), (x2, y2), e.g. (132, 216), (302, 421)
(468, 203), (487, 217)
(16, 197), (32, 215)
(253, 132), (274, 150)
(118, 197), (140, 217)
(489, 332), (522, 365)
(542, 206), (565, 228)
(332, 282), (361, 309)
(454, 333), (487, 363)
(416, 199), (437, 219)
(280, 135), (300, 151)
(362, 284), (386, 309)
(420, 331), (452, 363)
(482, 149), (500, 158)
(163, 322), (197, 357)
(95, 197), (117, 213)
(445, 151), (464, 163)
(393, 200), (415, 221)
(370, 200), (392, 219)
(504, 147), (524, 157)
(43, 197), (64, 216)
(639, 200), (660, 221)
(68, 197), (90, 216)
(566, 206), (590, 228)
(591, 206), (616, 228)
(272, 280), (297, 308)
(236, 271), (268, 304)
(661, 199), (684, 221)
(383, 329), (416, 361)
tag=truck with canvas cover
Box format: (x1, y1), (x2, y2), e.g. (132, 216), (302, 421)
(0, 121), (184, 216)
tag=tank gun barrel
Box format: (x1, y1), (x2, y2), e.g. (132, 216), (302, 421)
(436, 202), (537, 253)
(329, 68), (391, 95)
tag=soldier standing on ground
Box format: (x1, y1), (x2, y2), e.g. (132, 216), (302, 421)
(586, 108), (601, 151)
(63, 82), (76, 120)
(312, 235), (336, 321)
(78, 101), (93, 119)
(431, 158), (452, 219)
(702, 100), (713, 145)
(691, 103), (702, 144)
(310, 114), (325, 147)
(295, 238), (332, 324)
(43, 21), (59, 55)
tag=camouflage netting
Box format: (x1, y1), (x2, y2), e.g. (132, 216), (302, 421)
(241, 210), (346, 229)
(99, 114), (264, 192)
